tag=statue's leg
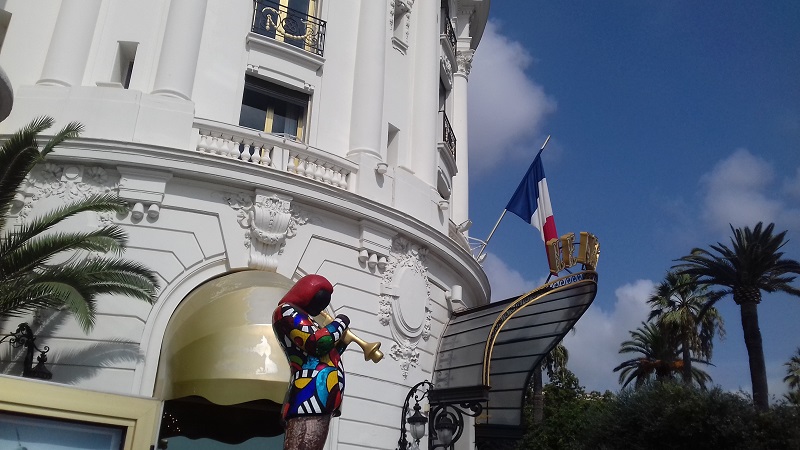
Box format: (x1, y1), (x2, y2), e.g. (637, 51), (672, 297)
(284, 415), (331, 450)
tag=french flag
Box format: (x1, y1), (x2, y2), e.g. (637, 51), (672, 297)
(505, 153), (557, 245)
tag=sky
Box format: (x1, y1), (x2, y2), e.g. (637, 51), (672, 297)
(467, 1), (800, 399)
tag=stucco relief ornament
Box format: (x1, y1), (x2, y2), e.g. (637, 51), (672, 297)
(18, 163), (119, 225)
(441, 56), (453, 82)
(456, 49), (475, 77)
(226, 191), (307, 272)
(379, 236), (433, 378)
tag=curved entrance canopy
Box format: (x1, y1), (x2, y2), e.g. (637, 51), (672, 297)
(155, 270), (295, 443)
(432, 270), (598, 439)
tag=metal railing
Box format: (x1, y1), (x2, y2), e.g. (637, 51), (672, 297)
(251, 0), (326, 56)
(441, 1), (457, 51)
(442, 15), (456, 52)
(442, 111), (456, 161)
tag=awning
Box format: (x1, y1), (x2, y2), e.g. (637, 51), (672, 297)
(432, 270), (598, 430)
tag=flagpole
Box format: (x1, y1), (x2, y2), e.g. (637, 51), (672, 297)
(476, 135), (551, 259)
(476, 210), (506, 258)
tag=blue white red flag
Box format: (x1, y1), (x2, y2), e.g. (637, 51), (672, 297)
(505, 153), (557, 244)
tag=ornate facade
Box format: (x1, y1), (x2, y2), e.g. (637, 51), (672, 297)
(0, 0), (490, 448)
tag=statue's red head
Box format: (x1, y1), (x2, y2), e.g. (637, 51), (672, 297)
(279, 274), (334, 315)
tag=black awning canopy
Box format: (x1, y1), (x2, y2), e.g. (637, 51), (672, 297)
(431, 271), (598, 429)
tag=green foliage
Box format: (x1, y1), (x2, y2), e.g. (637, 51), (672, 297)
(786, 347), (800, 405)
(519, 378), (800, 450)
(584, 383), (800, 450)
(518, 369), (612, 450)
(648, 271), (724, 384)
(613, 322), (711, 389)
(674, 222), (800, 411)
(0, 117), (159, 332)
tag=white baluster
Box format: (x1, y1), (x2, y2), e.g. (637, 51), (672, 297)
(315, 161), (325, 181)
(323, 165), (333, 184)
(209, 135), (221, 155)
(252, 143), (264, 165)
(241, 141), (252, 162)
(221, 137), (233, 158)
(298, 158), (309, 177)
(197, 132), (209, 153)
(261, 145), (272, 167)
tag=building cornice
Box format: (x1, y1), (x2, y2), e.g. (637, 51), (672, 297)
(36, 137), (491, 303)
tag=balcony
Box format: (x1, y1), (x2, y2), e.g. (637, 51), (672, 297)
(440, 111), (456, 161)
(251, 0), (326, 57)
(193, 119), (355, 191)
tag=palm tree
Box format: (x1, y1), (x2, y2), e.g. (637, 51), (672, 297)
(785, 348), (800, 405)
(530, 342), (569, 424)
(648, 271), (724, 385)
(0, 116), (159, 332)
(613, 322), (711, 389)
(674, 222), (800, 411)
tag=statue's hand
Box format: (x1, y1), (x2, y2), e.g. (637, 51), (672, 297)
(336, 314), (350, 327)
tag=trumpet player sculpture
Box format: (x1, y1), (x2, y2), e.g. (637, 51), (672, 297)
(273, 274), (383, 450)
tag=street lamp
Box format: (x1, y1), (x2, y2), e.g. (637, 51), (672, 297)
(0, 323), (52, 380)
(398, 381), (432, 450)
(397, 380), (484, 450)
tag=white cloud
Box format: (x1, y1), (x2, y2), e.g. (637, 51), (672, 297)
(700, 149), (782, 234)
(467, 21), (556, 176)
(784, 167), (800, 199)
(482, 253), (543, 301)
(562, 280), (655, 392)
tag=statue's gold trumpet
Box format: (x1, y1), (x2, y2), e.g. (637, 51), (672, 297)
(318, 311), (384, 363)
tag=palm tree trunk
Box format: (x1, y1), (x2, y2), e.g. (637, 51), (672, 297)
(739, 299), (769, 411)
(682, 334), (692, 385)
(531, 364), (544, 424)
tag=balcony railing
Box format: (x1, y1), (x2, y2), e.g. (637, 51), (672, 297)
(442, 15), (456, 52)
(251, 0), (326, 57)
(193, 119), (355, 191)
(441, 1), (457, 51)
(441, 111), (456, 161)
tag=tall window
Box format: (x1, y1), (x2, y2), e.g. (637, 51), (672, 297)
(252, 0), (325, 56)
(239, 76), (309, 141)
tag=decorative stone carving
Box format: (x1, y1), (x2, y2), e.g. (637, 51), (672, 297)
(15, 163), (120, 224)
(456, 49), (475, 77)
(390, 0), (414, 53)
(117, 166), (172, 221)
(225, 189), (307, 272)
(390, 341), (420, 379)
(441, 55), (453, 83)
(358, 220), (393, 273)
(379, 236), (433, 378)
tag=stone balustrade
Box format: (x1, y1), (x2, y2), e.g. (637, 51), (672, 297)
(193, 119), (356, 191)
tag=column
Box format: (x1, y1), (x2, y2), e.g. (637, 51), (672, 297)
(38, 0), (102, 86)
(409, 0), (439, 186)
(451, 48), (474, 226)
(151, 0), (208, 100)
(348, 0), (388, 159)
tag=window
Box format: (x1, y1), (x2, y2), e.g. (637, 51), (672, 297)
(252, 0), (325, 56)
(113, 41), (138, 89)
(239, 76), (309, 140)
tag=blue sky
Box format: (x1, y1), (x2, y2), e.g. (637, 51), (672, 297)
(467, 2), (800, 397)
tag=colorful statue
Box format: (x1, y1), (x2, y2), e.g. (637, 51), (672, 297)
(273, 274), (350, 450)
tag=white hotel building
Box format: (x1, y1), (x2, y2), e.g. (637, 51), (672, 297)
(0, 1), (493, 448)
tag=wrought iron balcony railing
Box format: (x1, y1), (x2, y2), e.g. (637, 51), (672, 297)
(251, 0), (326, 57)
(441, 0), (457, 51)
(443, 15), (457, 52)
(442, 111), (456, 160)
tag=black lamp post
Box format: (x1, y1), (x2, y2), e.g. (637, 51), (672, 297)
(398, 380), (484, 450)
(0, 323), (52, 380)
